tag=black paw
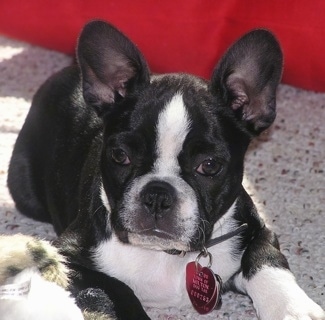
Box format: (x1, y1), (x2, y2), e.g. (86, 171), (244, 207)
(76, 288), (116, 318)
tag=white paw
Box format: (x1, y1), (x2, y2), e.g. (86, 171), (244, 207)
(242, 267), (325, 320)
(256, 289), (325, 320)
(281, 296), (325, 320)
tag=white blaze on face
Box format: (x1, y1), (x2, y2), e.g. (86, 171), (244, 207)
(154, 93), (191, 175)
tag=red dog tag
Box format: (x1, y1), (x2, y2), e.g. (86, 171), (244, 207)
(186, 261), (221, 314)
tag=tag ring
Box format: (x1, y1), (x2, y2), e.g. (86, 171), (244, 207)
(195, 247), (213, 269)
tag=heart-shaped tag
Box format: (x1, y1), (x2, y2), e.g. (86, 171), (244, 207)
(186, 261), (221, 314)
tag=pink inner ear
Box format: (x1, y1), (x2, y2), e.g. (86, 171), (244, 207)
(117, 87), (126, 98)
(231, 94), (249, 111)
(93, 81), (116, 104)
(77, 21), (150, 108)
(82, 63), (134, 104)
(226, 76), (249, 110)
(109, 70), (133, 98)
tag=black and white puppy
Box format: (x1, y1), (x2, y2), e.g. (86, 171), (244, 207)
(8, 21), (325, 320)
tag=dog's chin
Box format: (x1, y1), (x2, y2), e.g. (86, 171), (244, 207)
(115, 230), (191, 252)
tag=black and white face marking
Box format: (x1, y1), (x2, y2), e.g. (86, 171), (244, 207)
(154, 93), (191, 175)
(114, 93), (202, 251)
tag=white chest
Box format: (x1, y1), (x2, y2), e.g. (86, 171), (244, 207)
(92, 235), (241, 308)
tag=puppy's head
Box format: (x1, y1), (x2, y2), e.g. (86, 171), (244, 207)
(77, 21), (283, 252)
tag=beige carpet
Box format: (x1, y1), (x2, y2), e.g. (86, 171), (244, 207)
(0, 35), (324, 319)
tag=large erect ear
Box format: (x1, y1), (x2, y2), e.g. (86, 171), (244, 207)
(77, 20), (150, 110)
(211, 30), (283, 135)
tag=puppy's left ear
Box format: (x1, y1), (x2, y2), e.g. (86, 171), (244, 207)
(77, 20), (150, 111)
(211, 30), (283, 135)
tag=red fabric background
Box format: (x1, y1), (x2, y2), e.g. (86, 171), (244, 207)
(0, 1), (324, 92)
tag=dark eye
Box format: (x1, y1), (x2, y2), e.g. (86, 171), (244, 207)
(111, 148), (131, 165)
(196, 158), (222, 176)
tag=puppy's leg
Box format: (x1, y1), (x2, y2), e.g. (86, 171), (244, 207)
(234, 227), (325, 320)
(7, 133), (50, 222)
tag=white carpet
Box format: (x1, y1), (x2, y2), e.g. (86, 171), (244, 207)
(0, 35), (324, 319)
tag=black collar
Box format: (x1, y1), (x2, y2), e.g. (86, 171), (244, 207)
(165, 223), (248, 256)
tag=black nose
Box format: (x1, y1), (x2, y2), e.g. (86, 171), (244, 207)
(140, 181), (176, 218)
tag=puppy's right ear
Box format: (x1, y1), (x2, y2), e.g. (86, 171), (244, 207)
(77, 20), (150, 111)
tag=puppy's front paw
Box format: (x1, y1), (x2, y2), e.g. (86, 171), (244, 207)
(257, 290), (325, 320)
(256, 290), (325, 320)
(281, 297), (325, 320)
(244, 267), (325, 320)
